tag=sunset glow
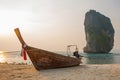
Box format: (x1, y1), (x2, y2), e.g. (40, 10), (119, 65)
(0, 0), (120, 51)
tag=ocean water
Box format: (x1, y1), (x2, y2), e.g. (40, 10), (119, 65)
(81, 52), (120, 64)
(0, 50), (120, 65)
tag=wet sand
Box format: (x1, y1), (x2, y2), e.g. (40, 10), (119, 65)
(0, 64), (120, 80)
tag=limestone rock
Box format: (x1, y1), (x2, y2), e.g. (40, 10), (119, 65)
(84, 10), (115, 53)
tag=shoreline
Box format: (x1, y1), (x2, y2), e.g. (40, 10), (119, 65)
(0, 64), (120, 80)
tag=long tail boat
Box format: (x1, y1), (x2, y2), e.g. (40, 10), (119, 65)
(14, 28), (81, 70)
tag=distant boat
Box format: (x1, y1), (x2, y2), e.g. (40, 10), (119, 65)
(14, 28), (81, 70)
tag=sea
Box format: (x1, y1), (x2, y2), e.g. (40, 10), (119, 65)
(0, 50), (120, 65)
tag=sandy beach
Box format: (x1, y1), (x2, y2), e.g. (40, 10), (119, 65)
(0, 64), (120, 80)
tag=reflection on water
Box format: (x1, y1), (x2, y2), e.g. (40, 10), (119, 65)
(0, 51), (32, 65)
(0, 51), (4, 54)
(0, 54), (5, 63)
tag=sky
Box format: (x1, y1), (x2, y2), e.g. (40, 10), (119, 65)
(0, 0), (120, 52)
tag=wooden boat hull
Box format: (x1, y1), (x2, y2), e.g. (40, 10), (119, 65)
(26, 46), (81, 70)
(14, 28), (81, 70)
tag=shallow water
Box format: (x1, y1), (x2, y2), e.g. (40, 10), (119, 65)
(81, 53), (120, 64)
(0, 51), (120, 64)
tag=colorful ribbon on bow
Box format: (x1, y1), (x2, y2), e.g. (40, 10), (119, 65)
(21, 44), (27, 60)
